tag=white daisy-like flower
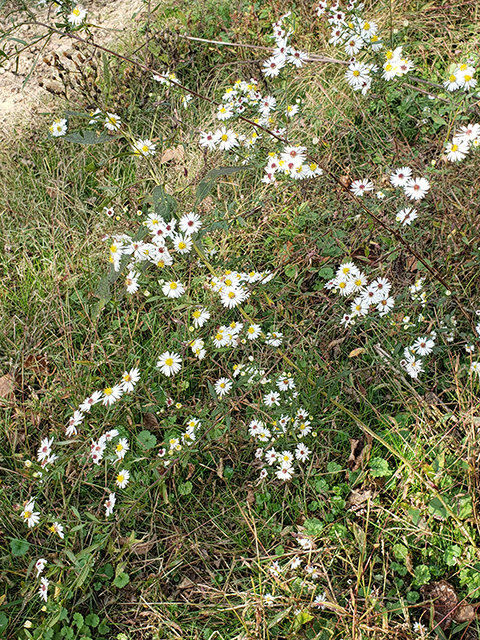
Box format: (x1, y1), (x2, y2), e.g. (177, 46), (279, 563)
(49, 118), (67, 137)
(403, 177), (430, 201)
(35, 558), (47, 577)
(179, 212), (202, 235)
(105, 492), (116, 517)
(115, 438), (129, 460)
(121, 367), (140, 393)
(390, 166), (412, 187)
(22, 500), (40, 528)
(132, 139), (156, 157)
(104, 112), (121, 131)
(157, 351), (182, 377)
(39, 577), (49, 602)
(264, 391), (281, 407)
(265, 332), (283, 347)
(396, 207), (418, 226)
(215, 377), (233, 397)
(102, 384), (124, 406)
(191, 308), (210, 328)
(49, 521), (64, 539)
(350, 179), (374, 196)
(67, 5), (87, 26)
(115, 469), (130, 488)
(162, 280), (186, 298)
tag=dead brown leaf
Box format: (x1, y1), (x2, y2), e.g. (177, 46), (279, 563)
(348, 488), (373, 506)
(178, 577), (194, 590)
(347, 437), (365, 471)
(0, 373), (14, 401)
(24, 354), (50, 377)
(160, 145), (184, 164)
(421, 580), (475, 629)
(143, 412), (159, 431)
(349, 347), (366, 358)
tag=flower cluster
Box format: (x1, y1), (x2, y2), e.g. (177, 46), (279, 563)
(443, 62), (477, 92)
(445, 122), (480, 162)
(262, 12), (308, 78)
(325, 261), (394, 327)
(65, 368), (140, 437)
(401, 335), (436, 379)
(158, 417), (202, 462)
(317, 0), (415, 94)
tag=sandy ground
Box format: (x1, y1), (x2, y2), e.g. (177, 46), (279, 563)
(0, 0), (145, 130)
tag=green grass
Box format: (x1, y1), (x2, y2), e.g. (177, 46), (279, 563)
(2, 1), (480, 639)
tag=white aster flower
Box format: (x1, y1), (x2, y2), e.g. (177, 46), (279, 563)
(157, 351), (182, 377)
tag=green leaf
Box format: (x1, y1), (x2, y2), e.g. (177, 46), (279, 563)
(327, 461), (342, 474)
(152, 184), (177, 218)
(369, 457), (391, 478)
(73, 613), (84, 629)
(63, 130), (113, 145)
(0, 613), (8, 633)
(318, 267), (334, 279)
(294, 610), (314, 630)
(178, 481), (192, 496)
(195, 166), (253, 204)
(413, 565), (431, 586)
(428, 497), (448, 520)
(393, 543), (408, 561)
(10, 538), (30, 557)
(137, 430), (157, 450)
(303, 518), (323, 536)
(443, 545), (461, 567)
(85, 614), (100, 628)
(431, 115), (447, 126)
(113, 572), (130, 588)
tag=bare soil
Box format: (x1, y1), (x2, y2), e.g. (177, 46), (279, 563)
(0, 0), (145, 131)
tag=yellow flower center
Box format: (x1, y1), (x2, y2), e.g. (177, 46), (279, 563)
(221, 134), (228, 141)
(116, 443), (123, 451)
(142, 145), (149, 153)
(449, 75), (456, 82)
(451, 144), (458, 151)
(386, 51), (393, 59)
(364, 22), (370, 29)
(24, 511), (32, 519)
(178, 242), (186, 250)
(169, 282), (178, 289)
(464, 74), (472, 82)
(117, 474), (124, 483)
(73, 8), (80, 16)
(215, 333), (223, 341)
(353, 70), (360, 77)
(104, 387), (112, 396)
(165, 358), (174, 367)
(371, 35), (378, 42)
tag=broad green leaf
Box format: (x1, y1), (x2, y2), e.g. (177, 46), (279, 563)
(178, 481), (192, 496)
(85, 614), (100, 628)
(63, 130), (113, 145)
(152, 184), (177, 218)
(195, 166), (253, 203)
(113, 572), (130, 588)
(137, 430), (157, 450)
(10, 538), (29, 557)
(73, 613), (84, 629)
(369, 457), (391, 477)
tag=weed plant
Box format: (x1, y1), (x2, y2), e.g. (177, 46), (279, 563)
(1, 0), (480, 639)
